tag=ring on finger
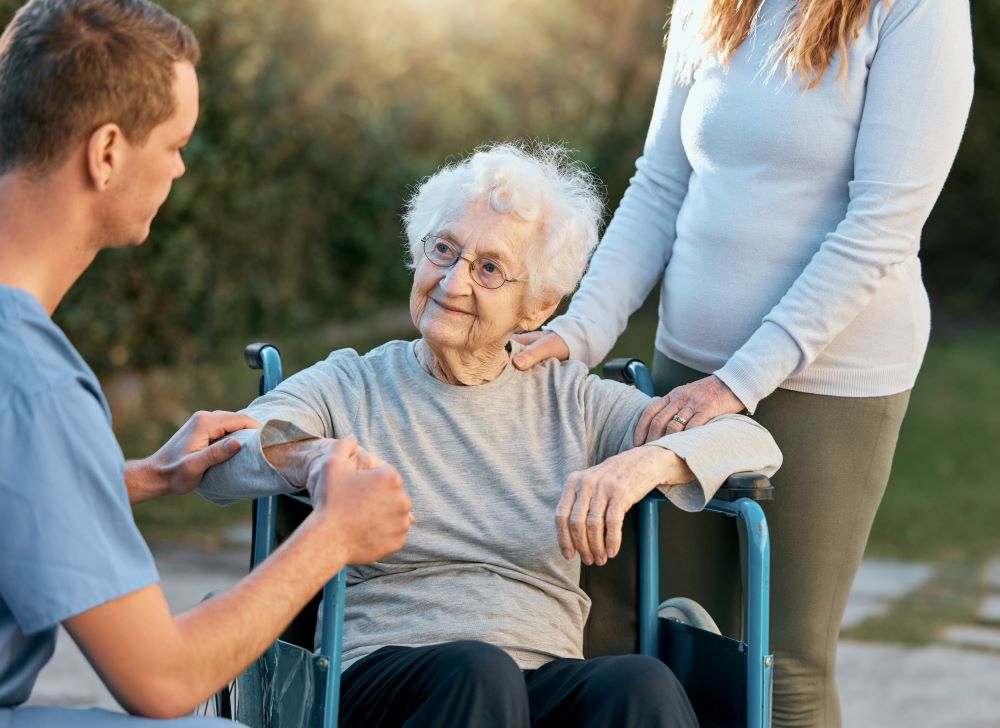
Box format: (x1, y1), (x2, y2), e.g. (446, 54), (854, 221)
(587, 512), (605, 519)
(671, 414), (689, 426)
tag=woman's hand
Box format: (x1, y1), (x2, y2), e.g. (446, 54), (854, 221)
(633, 375), (745, 446)
(511, 330), (570, 370)
(555, 446), (693, 566)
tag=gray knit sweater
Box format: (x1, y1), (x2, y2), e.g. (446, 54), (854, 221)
(200, 340), (780, 669)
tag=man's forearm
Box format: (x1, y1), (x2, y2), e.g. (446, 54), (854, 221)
(123, 458), (164, 505)
(170, 512), (346, 709)
(66, 511), (348, 718)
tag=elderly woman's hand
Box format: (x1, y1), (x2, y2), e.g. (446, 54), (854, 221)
(633, 375), (745, 446)
(555, 446), (693, 566)
(511, 330), (569, 370)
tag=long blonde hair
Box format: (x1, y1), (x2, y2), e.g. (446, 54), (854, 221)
(671, 0), (882, 89)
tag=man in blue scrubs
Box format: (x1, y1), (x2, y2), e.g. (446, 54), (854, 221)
(0, 1), (414, 725)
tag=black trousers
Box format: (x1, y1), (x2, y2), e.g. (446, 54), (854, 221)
(340, 640), (697, 728)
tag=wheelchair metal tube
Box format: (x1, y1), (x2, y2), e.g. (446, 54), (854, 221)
(704, 497), (773, 728)
(250, 345), (284, 569)
(638, 496), (661, 657)
(319, 570), (348, 728)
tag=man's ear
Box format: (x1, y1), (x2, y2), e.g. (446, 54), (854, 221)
(86, 123), (125, 191)
(518, 295), (562, 333)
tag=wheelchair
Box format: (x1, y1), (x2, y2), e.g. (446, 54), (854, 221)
(202, 343), (774, 728)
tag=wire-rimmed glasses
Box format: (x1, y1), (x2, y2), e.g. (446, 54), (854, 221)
(421, 234), (526, 290)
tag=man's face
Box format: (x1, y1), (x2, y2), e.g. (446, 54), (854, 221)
(104, 61), (199, 247)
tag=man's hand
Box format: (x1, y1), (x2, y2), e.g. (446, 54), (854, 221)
(511, 330), (570, 370)
(263, 436), (385, 488)
(633, 375), (745, 446)
(67, 437), (410, 719)
(555, 446), (694, 566)
(125, 410), (260, 504)
(303, 437), (413, 565)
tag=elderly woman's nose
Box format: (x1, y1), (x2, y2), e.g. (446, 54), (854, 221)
(440, 259), (474, 292)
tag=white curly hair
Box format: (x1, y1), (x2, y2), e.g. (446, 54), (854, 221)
(402, 141), (605, 304)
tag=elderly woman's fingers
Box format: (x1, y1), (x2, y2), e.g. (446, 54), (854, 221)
(554, 478), (579, 559)
(585, 490), (611, 565)
(604, 496), (628, 560)
(511, 331), (570, 371)
(568, 481), (596, 565)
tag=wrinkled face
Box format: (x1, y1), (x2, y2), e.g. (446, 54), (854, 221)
(107, 61), (199, 247)
(410, 199), (540, 354)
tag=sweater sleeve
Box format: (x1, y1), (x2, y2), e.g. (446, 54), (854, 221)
(715, 0), (974, 412)
(546, 17), (694, 368)
(198, 349), (363, 504)
(646, 414), (782, 512)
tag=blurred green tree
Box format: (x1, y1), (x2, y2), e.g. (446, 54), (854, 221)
(0, 0), (993, 372)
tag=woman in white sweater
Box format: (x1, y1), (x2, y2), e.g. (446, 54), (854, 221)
(512, 1), (974, 726)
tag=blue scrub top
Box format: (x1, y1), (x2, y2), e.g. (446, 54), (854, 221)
(0, 285), (158, 707)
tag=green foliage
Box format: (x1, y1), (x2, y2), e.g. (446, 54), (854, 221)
(0, 0), (995, 371)
(0, 0), (668, 370)
(921, 1), (1000, 318)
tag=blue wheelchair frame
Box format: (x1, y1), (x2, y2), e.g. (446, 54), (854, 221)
(228, 344), (774, 728)
(606, 358), (774, 728)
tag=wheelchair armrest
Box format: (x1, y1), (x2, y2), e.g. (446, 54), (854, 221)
(716, 473), (773, 502)
(245, 342), (280, 370)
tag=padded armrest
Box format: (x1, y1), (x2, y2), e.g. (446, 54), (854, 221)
(718, 473), (773, 502)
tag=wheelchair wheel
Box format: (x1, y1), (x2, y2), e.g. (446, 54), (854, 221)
(658, 597), (722, 634)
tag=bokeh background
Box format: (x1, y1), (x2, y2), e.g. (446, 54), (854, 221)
(3, 0), (997, 648)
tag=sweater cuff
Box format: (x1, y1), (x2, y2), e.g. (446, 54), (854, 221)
(198, 419), (314, 505)
(714, 322), (803, 414)
(646, 414), (782, 511)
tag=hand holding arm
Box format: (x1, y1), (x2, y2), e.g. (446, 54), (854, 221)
(124, 410), (261, 505)
(66, 438), (412, 718)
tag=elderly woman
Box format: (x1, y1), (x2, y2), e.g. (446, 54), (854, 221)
(200, 143), (781, 728)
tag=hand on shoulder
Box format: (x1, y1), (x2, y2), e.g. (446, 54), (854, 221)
(511, 330), (570, 370)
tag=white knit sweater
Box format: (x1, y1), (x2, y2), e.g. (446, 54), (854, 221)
(547, 0), (974, 412)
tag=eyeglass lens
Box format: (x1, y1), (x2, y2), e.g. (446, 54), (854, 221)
(424, 236), (508, 289)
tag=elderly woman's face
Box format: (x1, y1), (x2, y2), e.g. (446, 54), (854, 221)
(410, 200), (541, 353)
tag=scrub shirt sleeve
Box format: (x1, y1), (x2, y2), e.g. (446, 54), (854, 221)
(0, 383), (158, 636)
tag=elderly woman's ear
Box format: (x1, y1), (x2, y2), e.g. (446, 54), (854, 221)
(517, 297), (562, 334)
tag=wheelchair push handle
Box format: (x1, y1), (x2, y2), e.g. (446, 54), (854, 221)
(244, 343), (284, 397)
(245, 342), (279, 370)
(603, 357), (655, 397)
(603, 357), (774, 503)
